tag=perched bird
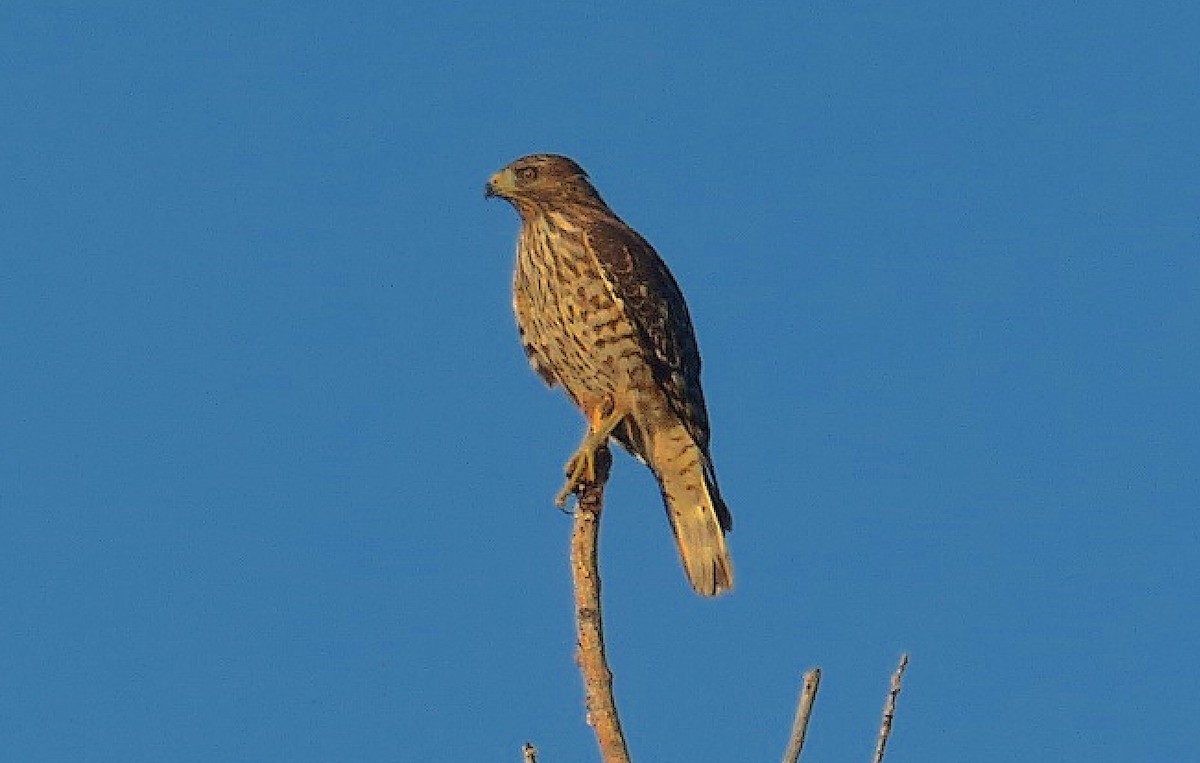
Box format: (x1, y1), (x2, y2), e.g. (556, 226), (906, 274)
(486, 154), (733, 596)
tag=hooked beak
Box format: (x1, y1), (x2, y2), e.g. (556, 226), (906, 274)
(484, 169), (511, 200)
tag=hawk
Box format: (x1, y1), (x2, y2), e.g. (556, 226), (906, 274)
(486, 154), (734, 597)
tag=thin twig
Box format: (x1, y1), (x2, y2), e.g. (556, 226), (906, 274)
(522, 742), (538, 763)
(781, 667), (822, 763)
(871, 654), (909, 763)
(570, 445), (631, 763)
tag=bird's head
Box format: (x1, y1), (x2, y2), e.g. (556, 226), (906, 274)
(485, 154), (604, 213)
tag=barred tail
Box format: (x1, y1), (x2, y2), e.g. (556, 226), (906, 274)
(649, 421), (734, 597)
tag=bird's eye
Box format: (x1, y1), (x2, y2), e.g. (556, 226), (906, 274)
(516, 167), (538, 181)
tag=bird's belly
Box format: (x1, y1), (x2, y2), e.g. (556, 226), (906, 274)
(516, 253), (648, 406)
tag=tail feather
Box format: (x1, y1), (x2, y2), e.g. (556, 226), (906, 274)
(649, 421), (734, 596)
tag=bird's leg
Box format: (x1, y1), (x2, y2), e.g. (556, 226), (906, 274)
(555, 397), (626, 508)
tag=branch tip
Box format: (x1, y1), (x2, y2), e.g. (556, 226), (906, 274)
(781, 666), (822, 763)
(570, 446), (630, 763)
(871, 654), (909, 763)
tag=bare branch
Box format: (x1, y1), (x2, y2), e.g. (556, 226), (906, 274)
(781, 667), (822, 763)
(569, 445), (631, 763)
(522, 742), (538, 763)
(871, 654), (909, 763)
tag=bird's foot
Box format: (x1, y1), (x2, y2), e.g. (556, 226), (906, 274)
(554, 440), (601, 508)
(553, 399), (625, 508)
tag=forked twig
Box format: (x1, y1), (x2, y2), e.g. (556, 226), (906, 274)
(539, 442), (908, 763)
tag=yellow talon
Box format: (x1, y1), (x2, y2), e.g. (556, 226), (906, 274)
(555, 452), (589, 507)
(553, 404), (626, 507)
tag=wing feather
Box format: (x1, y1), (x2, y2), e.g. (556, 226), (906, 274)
(583, 219), (712, 451)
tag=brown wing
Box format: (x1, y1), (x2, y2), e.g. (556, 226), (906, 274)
(584, 218), (731, 532)
(583, 219), (713, 452)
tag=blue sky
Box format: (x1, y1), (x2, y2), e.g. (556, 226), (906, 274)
(2, 2), (1197, 761)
